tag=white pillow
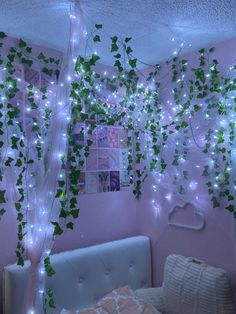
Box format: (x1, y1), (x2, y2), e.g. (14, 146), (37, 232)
(162, 254), (236, 314)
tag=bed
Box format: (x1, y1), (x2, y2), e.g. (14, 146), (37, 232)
(3, 236), (152, 314)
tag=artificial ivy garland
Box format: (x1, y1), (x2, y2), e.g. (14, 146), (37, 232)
(0, 24), (236, 311)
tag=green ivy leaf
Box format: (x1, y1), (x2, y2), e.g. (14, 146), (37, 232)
(95, 24), (103, 29)
(126, 47), (133, 54)
(70, 209), (79, 219)
(5, 157), (14, 167)
(59, 209), (68, 218)
(113, 53), (121, 59)
(161, 159), (167, 170)
(194, 104), (201, 112)
(226, 204), (234, 213)
(129, 59), (137, 68)
(48, 299), (56, 309)
(15, 202), (21, 211)
(0, 32), (7, 39)
(0, 208), (6, 216)
(38, 52), (46, 60)
(21, 58), (33, 67)
(19, 38), (27, 48)
(42, 67), (53, 76)
(15, 159), (22, 167)
(125, 37), (132, 43)
(58, 180), (65, 187)
(180, 121), (188, 128)
(47, 288), (53, 298)
(93, 35), (101, 42)
(17, 212), (24, 222)
(150, 160), (157, 170)
(44, 257), (56, 276)
(199, 48), (205, 54)
(66, 222), (74, 230)
(51, 222), (63, 236)
(0, 190), (6, 203)
(55, 189), (64, 198)
(26, 47), (32, 53)
(17, 256), (24, 266)
(111, 36), (118, 43)
(217, 130), (224, 144)
(111, 43), (119, 52)
(211, 196), (220, 208)
(218, 103), (226, 115)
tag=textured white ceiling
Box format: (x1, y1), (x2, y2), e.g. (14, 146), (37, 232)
(1, 0), (236, 66)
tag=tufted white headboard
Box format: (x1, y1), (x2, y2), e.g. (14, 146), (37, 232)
(3, 235), (151, 313)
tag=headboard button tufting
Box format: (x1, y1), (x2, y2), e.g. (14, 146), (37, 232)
(3, 235), (152, 313)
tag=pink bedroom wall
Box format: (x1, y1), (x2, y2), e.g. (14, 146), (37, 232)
(53, 191), (137, 253)
(136, 37), (236, 291)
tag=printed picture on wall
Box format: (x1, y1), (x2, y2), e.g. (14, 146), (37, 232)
(98, 149), (110, 170)
(120, 170), (130, 189)
(120, 149), (129, 170)
(79, 124), (130, 194)
(108, 127), (119, 148)
(108, 149), (120, 170)
(97, 126), (108, 147)
(110, 171), (120, 191)
(85, 122), (97, 147)
(86, 172), (99, 194)
(74, 123), (85, 145)
(98, 172), (110, 192)
(97, 149), (120, 170)
(86, 149), (98, 171)
(78, 172), (86, 194)
(119, 128), (128, 148)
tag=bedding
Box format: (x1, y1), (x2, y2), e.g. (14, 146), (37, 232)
(61, 286), (161, 314)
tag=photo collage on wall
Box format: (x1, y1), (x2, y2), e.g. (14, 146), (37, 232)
(11, 60), (130, 195)
(74, 124), (131, 194)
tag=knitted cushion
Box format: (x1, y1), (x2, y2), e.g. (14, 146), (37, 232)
(162, 254), (236, 314)
(135, 287), (164, 312)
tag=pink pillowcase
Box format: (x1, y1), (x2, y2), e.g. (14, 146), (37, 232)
(61, 286), (161, 314)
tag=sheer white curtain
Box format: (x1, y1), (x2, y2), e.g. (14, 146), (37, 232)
(24, 2), (85, 313)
